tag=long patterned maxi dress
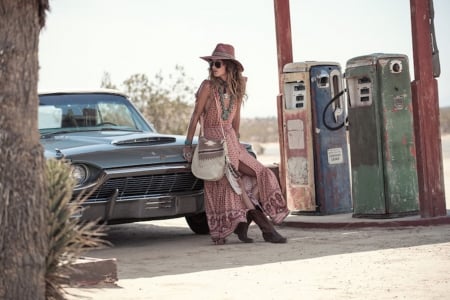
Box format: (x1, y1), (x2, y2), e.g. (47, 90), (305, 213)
(202, 86), (290, 242)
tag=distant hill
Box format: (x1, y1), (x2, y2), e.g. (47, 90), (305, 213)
(240, 117), (279, 143)
(240, 107), (450, 146)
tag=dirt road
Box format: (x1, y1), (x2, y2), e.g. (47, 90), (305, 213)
(66, 219), (450, 300)
(66, 137), (450, 300)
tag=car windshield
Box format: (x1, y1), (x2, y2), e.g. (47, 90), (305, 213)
(38, 93), (155, 134)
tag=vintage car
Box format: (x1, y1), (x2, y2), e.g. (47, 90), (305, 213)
(39, 90), (254, 234)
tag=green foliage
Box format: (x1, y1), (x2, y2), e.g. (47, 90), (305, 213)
(100, 67), (286, 142)
(45, 159), (108, 300)
(101, 65), (195, 135)
(100, 72), (117, 90)
(100, 67), (285, 141)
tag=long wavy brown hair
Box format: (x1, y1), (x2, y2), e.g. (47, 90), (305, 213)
(208, 60), (246, 103)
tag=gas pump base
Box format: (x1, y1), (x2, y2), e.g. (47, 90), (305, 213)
(281, 211), (450, 229)
(290, 210), (349, 216)
(352, 210), (419, 219)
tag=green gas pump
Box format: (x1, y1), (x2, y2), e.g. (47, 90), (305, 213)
(345, 53), (419, 218)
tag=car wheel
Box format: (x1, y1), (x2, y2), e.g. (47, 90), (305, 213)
(185, 212), (210, 235)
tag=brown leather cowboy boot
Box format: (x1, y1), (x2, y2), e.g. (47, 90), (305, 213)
(234, 212), (254, 243)
(248, 209), (287, 243)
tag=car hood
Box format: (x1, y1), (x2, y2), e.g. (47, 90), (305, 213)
(41, 130), (191, 168)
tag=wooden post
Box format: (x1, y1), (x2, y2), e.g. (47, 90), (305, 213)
(273, 0), (293, 197)
(273, 0), (293, 92)
(410, 0), (447, 217)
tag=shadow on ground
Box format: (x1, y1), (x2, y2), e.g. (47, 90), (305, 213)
(81, 218), (450, 280)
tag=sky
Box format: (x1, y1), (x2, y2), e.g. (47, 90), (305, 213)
(38, 0), (450, 119)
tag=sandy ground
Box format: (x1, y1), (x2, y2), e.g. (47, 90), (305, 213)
(65, 137), (450, 300)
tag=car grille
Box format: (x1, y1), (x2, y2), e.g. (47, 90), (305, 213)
(86, 172), (203, 202)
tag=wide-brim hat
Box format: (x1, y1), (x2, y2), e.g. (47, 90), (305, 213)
(200, 43), (244, 72)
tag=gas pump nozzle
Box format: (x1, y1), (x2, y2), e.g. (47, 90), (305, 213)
(323, 89), (346, 131)
(333, 106), (343, 123)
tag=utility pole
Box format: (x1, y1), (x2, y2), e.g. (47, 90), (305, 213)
(410, 0), (447, 217)
(273, 0), (293, 197)
(273, 0), (293, 92)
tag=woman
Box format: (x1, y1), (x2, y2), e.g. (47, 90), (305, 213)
(183, 43), (289, 245)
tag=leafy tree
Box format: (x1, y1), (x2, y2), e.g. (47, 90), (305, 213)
(101, 66), (195, 135)
(0, 1), (49, 299)
(100, 72), (118, 90)
(100, 68), (283, 142)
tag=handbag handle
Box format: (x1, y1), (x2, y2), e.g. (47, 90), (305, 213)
(199, 88), (226, 140)
(214, 90), (227, 140)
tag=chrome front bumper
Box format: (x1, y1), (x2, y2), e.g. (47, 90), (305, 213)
(78, 190), (204, 224)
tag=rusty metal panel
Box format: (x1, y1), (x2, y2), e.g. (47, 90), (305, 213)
(346, 54), (419, 217)
(273, 0), (293, 92)
(280, 65), (316, 211)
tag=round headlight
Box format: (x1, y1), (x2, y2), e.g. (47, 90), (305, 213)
(71, 165), (89, 185)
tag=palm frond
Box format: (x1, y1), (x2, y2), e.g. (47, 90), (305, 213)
(45, 159), (109, 299)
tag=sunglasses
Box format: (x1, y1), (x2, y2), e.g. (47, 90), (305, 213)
(210, 60), (223, 69)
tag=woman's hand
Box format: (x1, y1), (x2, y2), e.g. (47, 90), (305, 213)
(183, 145), (193, 162)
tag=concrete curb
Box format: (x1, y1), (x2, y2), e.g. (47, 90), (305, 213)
(281, 214), (450, 229)
(66, 257), (118, 287)
(265, 164), (450, 229)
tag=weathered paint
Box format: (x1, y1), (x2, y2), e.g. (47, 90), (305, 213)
(273, 0), (293, 205)
(273, 0), (444, 218)
(346, 54), (419, 217)
(273, 0), (293, 92)
(280, 67), (316, 211)
(276, 95), (287, 197)
(279, 62), (352, 214)
(309, 63), (352, 214)
(410, 0), (447, 217)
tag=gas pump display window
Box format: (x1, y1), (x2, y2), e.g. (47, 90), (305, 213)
(295, 83), (305, 108)
(285, 81), (306, 110)
(360, 87), (370, 102)
(294, 83), (305, 91)
(358, 78), (372, 103)
(348, 77), (373, 107)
